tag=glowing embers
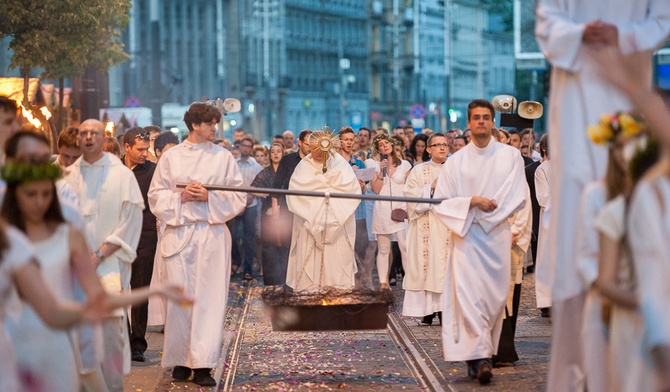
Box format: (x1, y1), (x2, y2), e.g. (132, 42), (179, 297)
(262, 287), (393, 331)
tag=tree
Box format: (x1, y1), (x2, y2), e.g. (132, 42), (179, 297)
(0, 0), (131, 137)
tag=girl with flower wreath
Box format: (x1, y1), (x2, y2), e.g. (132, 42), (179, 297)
(369, 134), (412, 289)
(594, 47), (670, 391)
(580, 112), (658, 392)
(1, 130), (192, 392)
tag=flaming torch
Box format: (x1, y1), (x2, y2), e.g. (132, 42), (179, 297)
(105, 121), (115, 137)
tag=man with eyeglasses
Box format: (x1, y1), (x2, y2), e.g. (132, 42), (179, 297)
(121, 127), (158, 363)
(148, 103), (245, 386)
(402, 133), (451, 327)
(432, 100), (528, 385)
(229, 135), (262, 280)
(65, 119), (144, 391)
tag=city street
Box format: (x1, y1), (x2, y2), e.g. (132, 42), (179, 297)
(125, 271), (550, 391)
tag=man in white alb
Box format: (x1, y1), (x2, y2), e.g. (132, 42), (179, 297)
(433, 99), (527, 384)
(148, 102), (246, 386)
(401, 133), (451, 325)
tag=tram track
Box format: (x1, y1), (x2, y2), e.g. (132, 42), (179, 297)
(215, 278), (257, 391)
(214, 280), (453, 391)
(387, 312), (453, 392)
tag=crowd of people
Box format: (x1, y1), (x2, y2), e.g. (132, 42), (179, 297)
(1, 5), (670, 389)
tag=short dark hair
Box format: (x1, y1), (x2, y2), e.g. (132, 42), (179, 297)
(455, 135), (468, 144)
(427, 132), (446, 146)
(240, 135), (254, 146)
(123, 127), (150, 147)
(5, 131), (49, 160)
(338, 126), (355, 137)
(467, 99), (495, 121)
(358, 127), (371, 137)
(508, 129), (520, 137)
(183, 103), (221, 132)
(154, 132), (179, 153)
(298, 129), (312, 142)
(145, 125), (162, 134)
(57, 127), (79, 149)
(539, 134), (549, 159)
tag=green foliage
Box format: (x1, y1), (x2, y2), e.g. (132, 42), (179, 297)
(0, 0), (131, 81)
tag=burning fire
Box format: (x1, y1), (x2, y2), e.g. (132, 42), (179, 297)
(321, 299), (329, 306)
(19, 102), (51, 129)
(105, 121), (115, 136)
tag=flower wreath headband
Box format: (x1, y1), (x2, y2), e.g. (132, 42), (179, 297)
(372, 133), (403, 153)
(587, 111), (646, 146)
(1, 162), (62, 185)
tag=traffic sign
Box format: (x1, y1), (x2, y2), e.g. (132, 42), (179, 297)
(410, 103), (426, 119)
(124, 96), (141, 108)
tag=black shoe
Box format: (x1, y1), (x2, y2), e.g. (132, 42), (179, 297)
(541, 307), (551, 318)
(193, 368), (216, 386)
(244, 273), (253, 280)
(477, 360), (493, 384)
(389, 277), (397, 286)
(526, 265), (535, 273)
(131, 349), (145, 362)
(172, 365), (192, 381)
(466, 361), (478, 379)
(421, 313), (435, 325)
(436, 312), (442, 325)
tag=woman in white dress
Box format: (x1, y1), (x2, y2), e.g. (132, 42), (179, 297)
(0, 156), (192, 392)
(369, 134), (411, 289)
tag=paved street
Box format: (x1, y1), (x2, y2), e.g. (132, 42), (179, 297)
(125, 272), (551, 391)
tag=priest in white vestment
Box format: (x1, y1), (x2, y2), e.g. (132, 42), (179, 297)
(286, 131), (361, 292)
(535, 2), (670, 389)
(66, 119), (144, 391)
(433, 100), (527, 385)
(148, 103), (246, 386)
(401, 133), (451, 324)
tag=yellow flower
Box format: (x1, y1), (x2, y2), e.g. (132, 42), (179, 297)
(618, 113), (643, 137)
(587, 123), (613, 145)
(600, 114), (612, 126)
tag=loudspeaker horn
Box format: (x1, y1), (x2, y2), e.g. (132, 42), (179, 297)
(518, 101), (543, 119)
(222, 98), (241, 114)
(492, 95), (517, 113)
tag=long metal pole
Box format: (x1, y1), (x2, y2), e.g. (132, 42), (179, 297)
(175, 183), (445, 204)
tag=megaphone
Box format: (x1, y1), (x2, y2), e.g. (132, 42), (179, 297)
(222, 98), (241, 114)
(518, 101), (543, 119)
(203, 98), (242, 114)
(492, 95), (517, 113)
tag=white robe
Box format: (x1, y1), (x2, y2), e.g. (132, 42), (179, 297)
(628, 176), (670, 392)
(535, 4), (670, 389)
(433, 138), (527, 361)
(286, 153), (361, 292)
(507, 187), (533, 315)
(148, 141), (246, 369)
(575, 181), (611, 392)
(597, 196), (654, 392)
(401, 160), (451, 317)
(66, 153), (144, 375)
(534, 161), (552, 309)
(535, 0), (670, 329)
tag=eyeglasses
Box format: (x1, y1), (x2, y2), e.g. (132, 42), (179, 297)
(240, 143), (253, 148)
(134, 131), (151, 140)
(429, 143), (448, 148)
